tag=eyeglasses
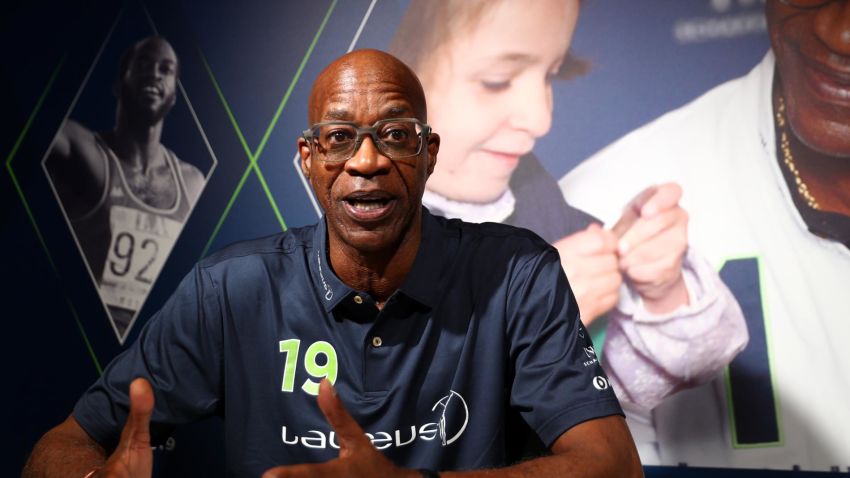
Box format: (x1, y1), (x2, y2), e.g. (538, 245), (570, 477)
(303, 118), (430, 164)
(778, 0), (841, 9)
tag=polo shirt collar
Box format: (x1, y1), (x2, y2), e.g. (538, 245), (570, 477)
(396, 208), (445, 308)
(309, 208), (447, 313)
(310, 218), (354, 312)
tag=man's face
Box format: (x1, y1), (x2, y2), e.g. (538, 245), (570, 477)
(767, 0), (850, 156)
(119, 38), (178, 125)
(299, 55), (439, 254)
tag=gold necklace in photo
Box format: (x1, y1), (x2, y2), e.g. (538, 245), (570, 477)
(775, 94), (820, 210)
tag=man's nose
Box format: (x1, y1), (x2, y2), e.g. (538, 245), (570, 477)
(344, 135), (392, 176)
(508, 83), (553, 138)
(137, 63), (159, 81)
(814, 1), (850, 56)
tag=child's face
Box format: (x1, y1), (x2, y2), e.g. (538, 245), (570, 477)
(420, 0), (579, 203)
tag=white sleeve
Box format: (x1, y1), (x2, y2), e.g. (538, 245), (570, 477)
(602, 248), (749, 409)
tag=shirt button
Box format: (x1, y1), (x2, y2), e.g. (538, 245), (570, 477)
(353, 295), (363, 304)
(371, 336), (382, 348)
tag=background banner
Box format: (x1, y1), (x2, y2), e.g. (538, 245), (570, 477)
(3, 0), (846, 476)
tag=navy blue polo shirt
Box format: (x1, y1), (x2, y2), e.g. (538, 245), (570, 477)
(74, 209), (622, 476)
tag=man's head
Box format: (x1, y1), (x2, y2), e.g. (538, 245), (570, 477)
(767, 0), (850, 157)
(298, 49), (439, 255)
(115, 36), (179, 126)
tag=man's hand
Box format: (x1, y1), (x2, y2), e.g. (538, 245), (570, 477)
(262, 380), (416, 478)
(612, 183), (689, 314)
(552, 224), (622, 325)
(93, 378), (155, 478)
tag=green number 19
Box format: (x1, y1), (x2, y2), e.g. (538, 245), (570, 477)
(279, 339), (338, 396)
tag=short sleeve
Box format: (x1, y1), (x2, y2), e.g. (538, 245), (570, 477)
(73, 264), (224, 450)
(506, 246), (623, 447)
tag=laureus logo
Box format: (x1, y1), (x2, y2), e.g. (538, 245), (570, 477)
(280, 390), (470, 450)
(432, 390), (469, 446)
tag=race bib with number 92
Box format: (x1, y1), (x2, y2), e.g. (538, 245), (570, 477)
(100, 205), (181, 312)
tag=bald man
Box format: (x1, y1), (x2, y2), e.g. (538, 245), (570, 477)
(45, 36), (204, 340)
(23, 50), (641, 478)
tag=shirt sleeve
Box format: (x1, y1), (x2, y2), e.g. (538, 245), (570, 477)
(603, 247), (749, 409)
(505, 246), (623, 447)
(73, 264), (224, 450)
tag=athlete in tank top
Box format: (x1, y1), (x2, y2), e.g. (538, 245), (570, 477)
(71, 134), (193, 336)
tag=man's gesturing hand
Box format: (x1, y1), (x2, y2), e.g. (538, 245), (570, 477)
(612, 183), (689, 314)
(93, 377), (154, 478)
(263, 380), (418, 478)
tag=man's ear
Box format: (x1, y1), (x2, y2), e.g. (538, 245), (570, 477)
(298, 137), (312, 179)
(426, 132), (440, 176)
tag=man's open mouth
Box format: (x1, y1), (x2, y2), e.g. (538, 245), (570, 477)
(343, 193), (395, 220)
(347, 198), (390, 211)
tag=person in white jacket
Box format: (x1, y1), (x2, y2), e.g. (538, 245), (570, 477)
(561, 0), (850, 471)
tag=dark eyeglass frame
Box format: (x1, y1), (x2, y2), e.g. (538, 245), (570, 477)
(302, 118), (431, 164)
(778, 0), (841, 9)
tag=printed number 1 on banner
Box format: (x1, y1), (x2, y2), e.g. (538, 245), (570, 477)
(720, 257), (781, 447)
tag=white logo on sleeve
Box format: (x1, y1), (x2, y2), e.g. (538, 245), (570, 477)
(582, 346), (599, 367)
(592, 376), (610, 390)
